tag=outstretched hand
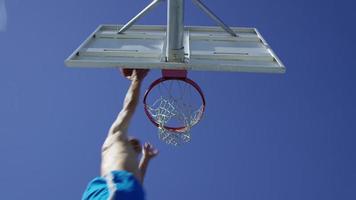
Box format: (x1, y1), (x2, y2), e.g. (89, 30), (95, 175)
(142, 142), (159, 160)
(121, 68), (149, 81)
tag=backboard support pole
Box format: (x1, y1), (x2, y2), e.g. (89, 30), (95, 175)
(166, 0), (185, 62)
(118, 0), (163, 34)
(192, 0), (237, 37)
(117, 0), (236, 38)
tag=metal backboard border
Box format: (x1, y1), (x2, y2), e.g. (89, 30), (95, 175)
(65, 25), (285, 73)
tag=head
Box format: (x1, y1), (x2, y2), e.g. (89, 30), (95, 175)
(128, 136), (142, 155)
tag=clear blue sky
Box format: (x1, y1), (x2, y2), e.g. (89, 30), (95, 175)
(0, 0), (355, 199)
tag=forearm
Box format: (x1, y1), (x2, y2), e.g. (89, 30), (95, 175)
(122, 79), (141, 112)
(138, 156), (151, 183)
(110, 79), (142, 134)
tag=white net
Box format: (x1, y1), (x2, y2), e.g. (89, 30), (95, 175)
(147, 96), (204, 146)
(145, 78), (205, 146)
(146, 77), (204, 146)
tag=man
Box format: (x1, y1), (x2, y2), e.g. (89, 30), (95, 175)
(82, 69), (159, 200)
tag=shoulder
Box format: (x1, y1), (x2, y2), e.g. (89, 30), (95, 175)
(101, 132), (128, 152)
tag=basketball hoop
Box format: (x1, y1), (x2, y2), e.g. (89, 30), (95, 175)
(143, 70), (206, 145)
(65, 0), (286, 146)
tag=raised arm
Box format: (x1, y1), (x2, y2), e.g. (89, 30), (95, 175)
(139, 142), (159, 183)
(109, 69), (149, 136)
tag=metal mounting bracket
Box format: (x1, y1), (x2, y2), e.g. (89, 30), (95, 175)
(117, 0), (237, 62)
(191, 0), (237, 37)
(118, 0), (164, 34)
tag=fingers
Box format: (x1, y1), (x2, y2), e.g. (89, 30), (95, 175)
(118, 68), (149, 81)
(142, 69), (149, 76)
(144, 142), (152, 148)
(143, 142), (150, 153)
(135, 69), (150, 80)
(143, 142), (159, 157)
(152, 148), (159, 155)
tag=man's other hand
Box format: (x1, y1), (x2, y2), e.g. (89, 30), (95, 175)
(142, 142), (159, 160)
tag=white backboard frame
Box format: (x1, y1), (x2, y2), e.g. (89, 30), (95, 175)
(65, 25), (285, 73)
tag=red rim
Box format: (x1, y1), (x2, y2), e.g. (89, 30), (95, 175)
(143, 77), (206, 133)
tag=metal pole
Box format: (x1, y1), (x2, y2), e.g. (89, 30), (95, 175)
(166, 0), (185, 62)
(118, 0), (162, 34)
(192, 0), (237, 37)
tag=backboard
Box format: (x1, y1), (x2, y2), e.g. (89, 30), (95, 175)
(65, 25), (285, 73)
